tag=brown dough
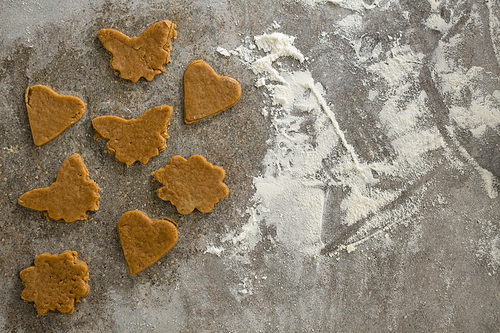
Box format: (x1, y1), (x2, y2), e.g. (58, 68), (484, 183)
(184, 60), (241, 124)
(18, 154), (100, 223)
(152, 155), (229, 214)
(20, 251), (90, 316)
(92, 105), (173, 166)
(98, 20), (177, 82)
(25, 85), (86, 146)
(117, 210), (179, 275)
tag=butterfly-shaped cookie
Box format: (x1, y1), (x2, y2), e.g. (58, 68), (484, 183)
(18, 154), (100, 223)
(92, 105), (173, 166)
(98, 20), (177, 82)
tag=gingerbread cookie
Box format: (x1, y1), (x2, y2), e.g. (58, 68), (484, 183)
(92, 105), (173, 166)
(117, 210), (179, 275)
(184, 60), (241, 124)
(152, 155), (229, 214)
(18, 154), (100, 223)
(25, 85), (86, 146)
(20, 251), (90, 316)
(98, 20), (177, 82)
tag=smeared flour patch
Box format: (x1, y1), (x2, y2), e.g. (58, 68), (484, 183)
(431, 25), (500, 198)
(221, 207), (262, 258)
(432, 40), (500, 139)
(209, 0), (499, 259)
(237, 277), (254, 296)
(292, 0), (378, 11)
(204, 245), (225, 257)
(474, 220), (500, 275)
(212, 32), (431, 257)
(107, 284), (185, 332)
(253, 177), (325, 255)
(424, 0), (453, 33)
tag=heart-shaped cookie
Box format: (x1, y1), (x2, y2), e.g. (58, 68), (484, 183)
(184, 60), (241, 124)
(25, 85), (86, 146)
(117, 210), (178, 275)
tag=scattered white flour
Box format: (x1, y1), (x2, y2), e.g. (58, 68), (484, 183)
(204, 245), (225, 257)
(346, 244), (356, 253)
(291, 0), (382, 11)
(425, 14), (452, 33)
(217, 207), (261, 260)
(237, 277), (254, 295)
(216, 32), (404, 256)
(294, 0), (342, 7)
(271, 21), (281, 29)
(216, 46), (231, 57)
(107, 284), (185, 332)
(487, 0), (500, 67)
(446, 125), (499, 199)
(212, 0), (499, 259)
(433, 41), (500, 138)
(253, 177), (326, 255)
(474, 220), (500, 275)
(424, 0), (453, 33)
(252, 33), (305, 83)
(431, 21), (500, 198)
(2, 146), (19, 153)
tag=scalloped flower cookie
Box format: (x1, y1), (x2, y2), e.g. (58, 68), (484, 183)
(152, 155), (229, 214)
(20, 251), (90, 316)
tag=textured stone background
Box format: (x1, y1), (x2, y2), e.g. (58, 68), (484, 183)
(1, 0), (500, 332)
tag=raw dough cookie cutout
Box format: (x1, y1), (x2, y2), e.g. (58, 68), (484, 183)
(25, 85), (86, 146)
(20, 251), (90, 316)
(18, 154), (100, 223)
(184, 59), (241, 124)
(117, 210), (179, 275)
(98, 20), (177, 82)
(152, 155), (229, 214)
(92, 105), (173, 166)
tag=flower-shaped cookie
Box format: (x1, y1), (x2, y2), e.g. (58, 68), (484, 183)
(152, 155), (229, 214)
(20, 251), (90, 316)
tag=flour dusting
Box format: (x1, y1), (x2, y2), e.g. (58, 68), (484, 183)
(204, 245), (225, 257)
(107, 284), (185, 332)
(209, 0), (500, 259)
(292, 0), (381, 11)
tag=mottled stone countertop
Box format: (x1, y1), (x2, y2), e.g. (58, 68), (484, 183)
(1, 0), (500, 332)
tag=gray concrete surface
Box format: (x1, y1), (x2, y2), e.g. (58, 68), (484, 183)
(1, 0), (500, 332)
